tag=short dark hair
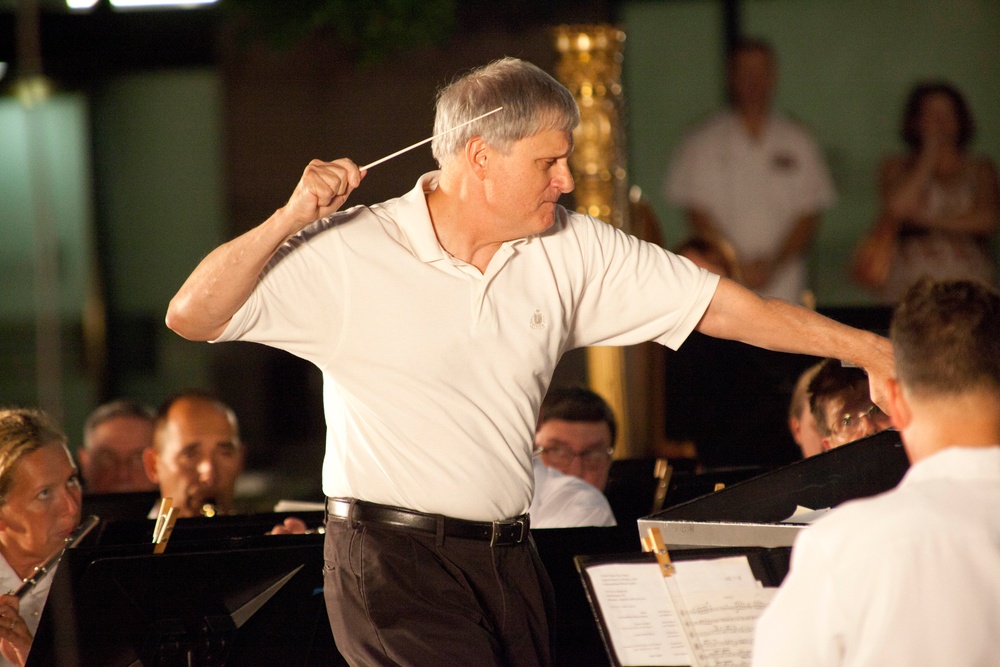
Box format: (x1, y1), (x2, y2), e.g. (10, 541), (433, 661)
(808, 360), (870, 437)
(537, 386), (617, 447)
(901, 81), (975, 152)
(890, 279), (1000, 397)
(83, 399), (154, 448)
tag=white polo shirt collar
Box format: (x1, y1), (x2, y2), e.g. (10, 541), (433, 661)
(392, 171), (530, 276)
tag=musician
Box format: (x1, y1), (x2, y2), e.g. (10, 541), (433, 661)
(534, 386), (617, 492)
(753, 279), (1000, 666)
(809, 358), (893, 452)
(142, 391), (244, 519)
(0, 408), (82, 667)
(79, 399), (157, 494)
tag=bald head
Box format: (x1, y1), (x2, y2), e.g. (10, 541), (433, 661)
(144, 393), (243, 518)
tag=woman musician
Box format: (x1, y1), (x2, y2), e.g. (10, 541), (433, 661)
(0, 409), (84, 667)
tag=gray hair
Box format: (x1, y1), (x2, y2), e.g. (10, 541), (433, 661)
(431, 57), (580, 165)
(84, 399), (155, 448)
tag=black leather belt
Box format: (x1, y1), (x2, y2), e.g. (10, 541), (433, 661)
(326, 497), (530, 547)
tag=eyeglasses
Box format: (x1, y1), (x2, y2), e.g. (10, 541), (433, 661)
(90, 449), (145, 472)
(534, 445), (613, 470)
(831, 403), (887, 438)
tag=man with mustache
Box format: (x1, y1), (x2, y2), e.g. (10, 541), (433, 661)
(142, 391), (244, 519)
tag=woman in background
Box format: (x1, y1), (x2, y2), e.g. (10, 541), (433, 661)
(862, 81), (999, 303)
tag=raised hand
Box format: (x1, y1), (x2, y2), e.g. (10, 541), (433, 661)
(281, 158), (366, 232)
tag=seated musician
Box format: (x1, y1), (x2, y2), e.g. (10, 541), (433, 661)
(142, 391), (245, 519)
(0, 408), (82, 667)
(809, 358), (893, 452)
(79, 398), (157, 494)
(753, 279), (1000, 666)
(530, 386), (617, 527)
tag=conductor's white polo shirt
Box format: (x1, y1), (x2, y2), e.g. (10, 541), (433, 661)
(218, 172), (718, 521)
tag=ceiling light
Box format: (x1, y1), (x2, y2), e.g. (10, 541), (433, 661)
(110, 0), (218, 8)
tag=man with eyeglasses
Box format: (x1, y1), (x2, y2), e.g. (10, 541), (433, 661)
(529, 387), (617, 528)
(79, 399), (157, 494)
(808, 359), (893, 452)
(534, 386), (617, 492)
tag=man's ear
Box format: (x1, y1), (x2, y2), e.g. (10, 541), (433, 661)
(465, 137), (489, 179)
(77, 448), (90, 474)
(142, 447), (160, 485)
(886, 378), (911, 431)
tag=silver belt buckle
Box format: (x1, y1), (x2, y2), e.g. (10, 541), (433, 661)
(490, 517), (527, 547)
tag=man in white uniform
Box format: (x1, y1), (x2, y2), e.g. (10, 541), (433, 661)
(753, 279), (1000, 666)
(166, 57), (892, 666)
(664, 38), (836, 303)
(529, 457), (615, 529)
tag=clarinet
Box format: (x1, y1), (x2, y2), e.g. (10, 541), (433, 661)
(13, 515), (100, 599)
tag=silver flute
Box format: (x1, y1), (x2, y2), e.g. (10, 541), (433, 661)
(13, 515), (100, 599)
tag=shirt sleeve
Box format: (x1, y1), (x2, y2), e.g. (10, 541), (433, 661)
(213, 213), (353, 367)
(562, 214), (720, 351)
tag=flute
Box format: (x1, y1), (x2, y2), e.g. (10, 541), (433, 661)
(13, 515), (100, 599)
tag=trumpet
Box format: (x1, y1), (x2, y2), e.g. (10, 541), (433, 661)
(13, 515), (100, 599)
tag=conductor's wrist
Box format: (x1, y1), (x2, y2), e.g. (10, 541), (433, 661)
(270, 206), (315, 240)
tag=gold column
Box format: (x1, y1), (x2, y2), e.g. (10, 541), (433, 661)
(552, 25), (637, 457)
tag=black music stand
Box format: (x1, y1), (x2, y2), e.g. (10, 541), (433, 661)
(28, 532), (345, 667)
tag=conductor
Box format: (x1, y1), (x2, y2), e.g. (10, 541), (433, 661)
(166, 57), (893, 666)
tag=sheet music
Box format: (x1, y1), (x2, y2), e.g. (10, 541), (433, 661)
(681, 588), (776, 667)
(673, 556), (760, 595)
(587, 562), (693, 666)
(585, 556), (776, 667)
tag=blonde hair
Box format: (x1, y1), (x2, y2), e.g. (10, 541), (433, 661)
(0, 408), (68, 504)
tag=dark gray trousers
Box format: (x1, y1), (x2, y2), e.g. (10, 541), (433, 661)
(323, 516), (556, 667)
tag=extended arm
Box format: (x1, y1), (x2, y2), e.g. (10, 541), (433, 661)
(696, 278), (894, 405)
(166, 159), (363, 341)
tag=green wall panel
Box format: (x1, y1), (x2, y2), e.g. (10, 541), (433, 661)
(624, 0), (1000, 304)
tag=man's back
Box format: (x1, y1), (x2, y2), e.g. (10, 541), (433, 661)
(754, 445), (1000, 666)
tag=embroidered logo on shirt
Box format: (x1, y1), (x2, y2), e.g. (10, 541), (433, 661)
(529, 310), (548, 330)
